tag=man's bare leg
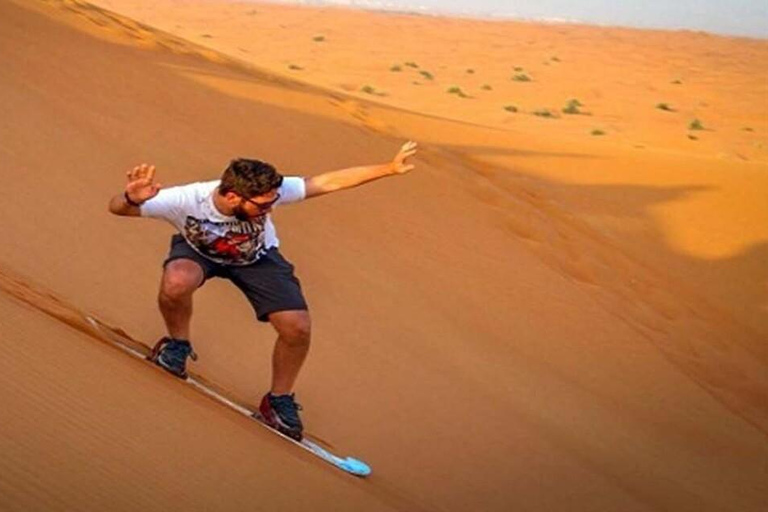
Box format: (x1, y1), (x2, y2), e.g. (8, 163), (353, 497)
(268, 310), (311, 395)
(158, 259), (204, 340)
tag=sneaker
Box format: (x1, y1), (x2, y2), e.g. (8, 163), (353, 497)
(257, 392), (304, 441)
(148, 337), (197, 379)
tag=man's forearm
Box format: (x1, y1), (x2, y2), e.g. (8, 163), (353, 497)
(308, 163), (395, 195)
(108, 192), (141, 216)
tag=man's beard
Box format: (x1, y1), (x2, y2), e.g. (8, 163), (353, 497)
(233, 203), (250, 221)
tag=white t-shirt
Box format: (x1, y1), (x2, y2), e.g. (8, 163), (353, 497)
(140, 177), (306, 265)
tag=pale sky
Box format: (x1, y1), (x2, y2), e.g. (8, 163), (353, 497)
(284, 0), (768, 38)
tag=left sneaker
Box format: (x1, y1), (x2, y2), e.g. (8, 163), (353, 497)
(257, 392), (304, 441)
(147, 337), (198, 379)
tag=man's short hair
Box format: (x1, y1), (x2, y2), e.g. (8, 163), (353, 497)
(219, 158), (284, 198)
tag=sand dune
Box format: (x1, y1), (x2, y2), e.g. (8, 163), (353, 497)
(1, 1), (766, 510)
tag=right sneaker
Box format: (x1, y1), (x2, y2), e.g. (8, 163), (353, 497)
(148, 337), (197, 379)
(257, 392), (304, 441)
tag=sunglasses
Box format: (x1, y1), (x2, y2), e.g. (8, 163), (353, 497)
(240, 193), (281, 211)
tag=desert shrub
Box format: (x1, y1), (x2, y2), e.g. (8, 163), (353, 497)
(562, 99), (583, 115)
(533, 109), (556, 118)
(447, 86), (469, 98)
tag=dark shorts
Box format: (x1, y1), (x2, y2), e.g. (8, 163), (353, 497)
(163, 234), (308, 322)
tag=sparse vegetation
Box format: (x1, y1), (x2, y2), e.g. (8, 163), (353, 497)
(390, 65), (402, 72)
(512, 73), (532, 82)
(447, 86), (469, 98)
(689, 119), (705, 131)
(359, 85), (387, 96)
(312, 35), (326, 42)
(562, 99), (584, 115)
(481, 84), (493, 91)
(533, 109), (556, 118)
(419, 71), (434, 80)
(504, 105), (518, 113)
(405, 62), (419, 68)
(688, 134), (699, 140)
(591, 129), (606, 136)
(656, 103), (674, 112)
(513, 66), (524, 72)
(288, 64), (303, 71)
(551, 56), (561, 62)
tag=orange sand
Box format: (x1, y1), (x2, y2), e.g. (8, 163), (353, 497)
(0, 1), (766, 510)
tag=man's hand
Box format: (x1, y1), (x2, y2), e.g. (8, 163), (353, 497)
(391, 140), (418, 174)
(125, 163), (162, 204)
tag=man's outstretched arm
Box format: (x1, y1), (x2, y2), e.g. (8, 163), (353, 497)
(304, 141), (417, 199)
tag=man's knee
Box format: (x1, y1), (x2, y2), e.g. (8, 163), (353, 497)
(271, 311), (311, 347)
(160, 259), (204, 301)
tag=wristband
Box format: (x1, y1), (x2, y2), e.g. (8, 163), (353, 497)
(124, 191), (144, 207)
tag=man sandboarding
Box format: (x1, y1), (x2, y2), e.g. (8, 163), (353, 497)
(108, 141), (418, 440)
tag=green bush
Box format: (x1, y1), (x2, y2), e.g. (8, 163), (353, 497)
(533, 109), (556, 118)
(562, 99), (583, 115)
(405, 62), (419, 68)
(481, 84), (493, 91)
(390, 65), (402, 72)
(591, 129), (605, 136)
(447, 86), (469, 98)
(513, 73), (531, 82)
(689, 119), (704, 131)
(420, 71), (434, 80)
(504, 105), (518, 113)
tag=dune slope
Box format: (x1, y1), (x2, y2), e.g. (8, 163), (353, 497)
(0, 1), (766, 511)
